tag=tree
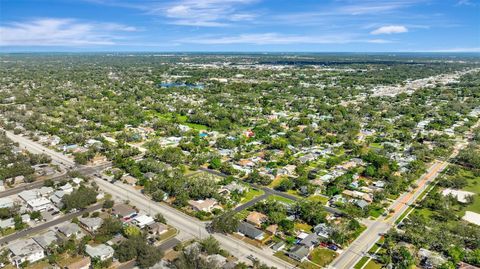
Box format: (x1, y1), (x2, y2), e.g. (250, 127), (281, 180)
(200, 236), (221, 255)
(123, 225), (141, 238)
(210, 211), (239, 233)
(154, 213), (166, 224)
(102, 199), (114, 209)
(62, 186), (97, 211)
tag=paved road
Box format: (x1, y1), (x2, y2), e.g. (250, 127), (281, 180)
(0, 164), (110, 199)
(0, 203), (102, 245)
(4, 130), (75, 168)
(330, 123), (477, 269)
(199, 167), (343, 215)
(94, 177), (294, 268)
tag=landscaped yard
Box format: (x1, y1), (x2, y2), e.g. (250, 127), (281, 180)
(274, 252), (320, 269)
(158, 227), (178, 241)
(309, 247), (338, 267)
(307, 195), (329, 205)
(267, 195), (295, 205)
(295, 222), (313, 232)
(240, 188), (265, 204)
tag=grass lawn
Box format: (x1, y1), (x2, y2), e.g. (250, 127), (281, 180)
(236, 209), (250, 220)
(307, 195), (329, 205)
(369, 143), (383, 149)
(158, 228), (177, 241)
(369, 207), (384, 218)
(364, 260), (383, 269)
(240, 188), (265, 204)
(461, 172), (480, 214)
(268, 176), (285, 188)
(295, 222), (313, 232)
(287, 189), (301, 197)
(268, 195), (295, 205)
(354, 257), (370, 269)
(309, 248), (338, 267)
(274, 252), (320, 269)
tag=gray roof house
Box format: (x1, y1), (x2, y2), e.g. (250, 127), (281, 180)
(85, 244), (114, 261)
(79, 217), (103, 233)
(0, 218), (15, 229)
(57, 223), (85, 238)
(8, 239), (46, 266)
(314, 223), (332, 238)
(237, 222), (265, 240)
(288, 245), (310, 262)
(0, 197), (14, 209)
(300, 233), (320, 249)
(355, 199), (369, 210)
(33, 230), (59, 249)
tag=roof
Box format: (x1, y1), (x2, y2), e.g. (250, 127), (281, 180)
(27, 197), (51, 207)
(18, 189), (39, 202)
(85, 244), (114, 259)
(237, 222), (264, 239)
(148, 222), (168, 233)
(58, 222), (82, 236)
(79, 217), (103, 230)
(300, 233), (319, 248)
(288, 245), (309, 259)
(9, 239), (44, 257)
(0, 218), (15, 229)
(246, 211), (267, 226)
(112, 204), (136, 217)
(271, 241), (285, 251)
(0, 197), (14, 208)
(188, 199), (217, 211)
(133, 215), (155, 227)
(33, 230), (58, 249)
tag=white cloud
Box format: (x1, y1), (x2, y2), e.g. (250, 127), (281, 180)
(178, 33), (392, 45)
(153, 0), (257, 27)
(371, 25), (408, 35)
(0, 18), (137, 46)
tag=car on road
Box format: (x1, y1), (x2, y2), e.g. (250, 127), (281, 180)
(328, 244), (338, 251)
(247, 255), (259, 262)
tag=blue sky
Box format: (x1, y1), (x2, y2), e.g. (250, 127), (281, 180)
(0, 0), (479, 52)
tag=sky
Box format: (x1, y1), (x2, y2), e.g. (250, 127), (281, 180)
(0, 0), (479, 52)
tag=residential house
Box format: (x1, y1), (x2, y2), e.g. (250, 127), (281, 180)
(288, 245), (310, 262)
(418, 248), (447, 269)
(50, 190), (66, 208)
(237, 222), (265, 240)
(147, 222), (168, 236)
(27, 197), (52, 212)
(0, 197), (14, 209)
(271, 241), (286, 252)
(33, 230), (59, 250)
(0, 218), (15, 230)
(66, 257), (91, 269)
(299, 233), (319, 250)
(57, 223), (84, 238)
(85, 244), (114, 261)
(246, 211), (267, 227)
(59, 183), (73, 194)
(18, 189), (39, 203)
(79, 217), (104, 233)
(8, 239), (45, 266)
(314, 223), (331, 239)
(132, 215), (155, 228)
(188, 199), (218, 212)
(355, 200), (369, 210)
(112, 204), (137, 219)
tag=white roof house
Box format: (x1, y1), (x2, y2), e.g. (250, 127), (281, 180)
(8, 239), (45, 266)
(27, 197), (52, 212)
(0, 197), (14, 209)
(18, 190), (39, 202)
(85, 244), (114, 261)
(132, 215), (155, 228)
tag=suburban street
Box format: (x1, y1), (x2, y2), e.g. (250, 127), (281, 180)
(330, 126), (475, 269)
(0, 203), (103, 245)
(94, 177), (294, 268)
